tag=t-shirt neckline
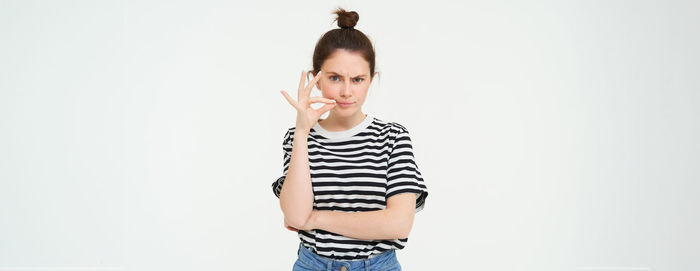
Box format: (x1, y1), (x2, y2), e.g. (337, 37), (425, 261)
(312, 114), (373, 139)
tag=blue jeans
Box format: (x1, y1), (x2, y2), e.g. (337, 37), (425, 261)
(292, 242), (402, 271)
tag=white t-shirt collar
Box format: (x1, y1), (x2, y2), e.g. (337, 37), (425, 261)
(312, 114), (373, 139)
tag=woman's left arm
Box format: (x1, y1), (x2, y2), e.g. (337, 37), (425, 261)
(302, 193), (417, 240)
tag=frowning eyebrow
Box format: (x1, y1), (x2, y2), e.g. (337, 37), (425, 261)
(324, 71), (368, 78)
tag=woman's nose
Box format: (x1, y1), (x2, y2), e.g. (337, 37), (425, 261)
(341, 80), (352, 96)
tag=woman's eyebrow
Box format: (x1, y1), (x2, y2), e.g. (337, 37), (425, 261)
(325, 71), (367, 77)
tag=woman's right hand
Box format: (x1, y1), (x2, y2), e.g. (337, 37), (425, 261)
(280, 70), (336, 134)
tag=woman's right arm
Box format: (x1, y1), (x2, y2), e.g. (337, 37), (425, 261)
(279, 70), (336, 229)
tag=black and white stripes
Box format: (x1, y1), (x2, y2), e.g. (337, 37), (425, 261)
(272, 114), (428, 260)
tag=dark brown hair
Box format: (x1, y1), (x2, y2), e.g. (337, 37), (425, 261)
(310, 7), (376, 80)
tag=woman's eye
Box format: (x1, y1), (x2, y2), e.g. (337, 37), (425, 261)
(329, 76), (339, 82)
(353, 78), (364, 83)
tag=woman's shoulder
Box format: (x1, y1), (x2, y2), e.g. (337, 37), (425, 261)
(281, 126), (297, 145)
(372, 116), (409, 134)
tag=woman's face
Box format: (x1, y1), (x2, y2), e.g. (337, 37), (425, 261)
(315, 49), (372, 117)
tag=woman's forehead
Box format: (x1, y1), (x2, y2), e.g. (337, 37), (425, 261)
(322, 51), (370, 76)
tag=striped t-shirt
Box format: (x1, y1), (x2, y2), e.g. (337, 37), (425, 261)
(271, 113), (428, 260)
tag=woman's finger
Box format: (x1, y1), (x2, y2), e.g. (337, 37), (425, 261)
(305, 70), (323, 94)
(297, 70), (306, 93)
(280, 90), (297, 108)
(314, 102), (336, 116)
(309, 96), (336, 104)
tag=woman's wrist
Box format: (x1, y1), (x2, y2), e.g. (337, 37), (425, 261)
(294, 120), (311, 136)
(295, 129), (310, 137)
(292, 131), (309, 148)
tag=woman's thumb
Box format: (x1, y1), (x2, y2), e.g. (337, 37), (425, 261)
(318, 103), (336, 115)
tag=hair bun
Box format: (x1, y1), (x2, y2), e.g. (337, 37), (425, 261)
(333, 8), (359, 29)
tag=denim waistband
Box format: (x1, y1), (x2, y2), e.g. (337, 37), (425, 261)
(296, 242), (398, 271)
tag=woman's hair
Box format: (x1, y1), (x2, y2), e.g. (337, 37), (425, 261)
(310, 7), (376, 79)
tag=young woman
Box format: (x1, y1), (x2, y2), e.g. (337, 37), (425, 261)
(272, 8), (428, 271)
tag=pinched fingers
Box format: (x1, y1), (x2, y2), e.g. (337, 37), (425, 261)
(314, 102), (336, 116)
(288, 70), (326, 108)
(309, 96), (336, 104)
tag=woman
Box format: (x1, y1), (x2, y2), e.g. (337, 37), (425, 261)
(272, 8), (428, 271)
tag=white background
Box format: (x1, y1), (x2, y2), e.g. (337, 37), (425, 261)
(1, 0), (698, 270)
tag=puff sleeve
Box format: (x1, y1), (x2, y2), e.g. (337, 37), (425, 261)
(385, 124), (428, 213)
(271, 128), (293, 198)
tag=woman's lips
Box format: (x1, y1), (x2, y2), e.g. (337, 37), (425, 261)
(337, 102), (354, 107)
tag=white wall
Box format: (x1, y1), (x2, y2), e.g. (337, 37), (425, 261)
(1, 0), (698, 270)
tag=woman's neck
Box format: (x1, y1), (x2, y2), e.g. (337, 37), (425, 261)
(319, 111), (367, 132)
